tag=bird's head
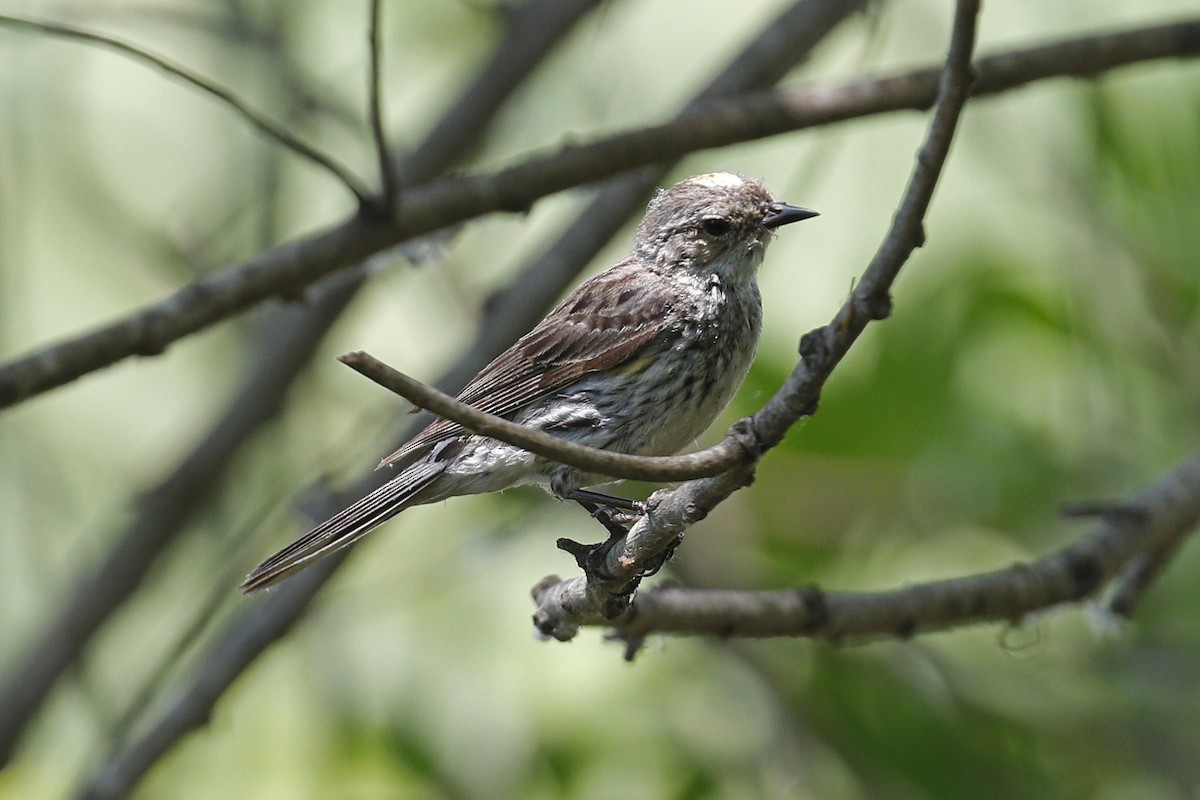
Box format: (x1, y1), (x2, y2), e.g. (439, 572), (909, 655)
(633, 172), (817, 282)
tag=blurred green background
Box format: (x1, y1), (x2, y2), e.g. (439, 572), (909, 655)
(2, 0), (1199, 798)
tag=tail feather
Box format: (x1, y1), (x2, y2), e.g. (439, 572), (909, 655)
(240, 460), (447, 593)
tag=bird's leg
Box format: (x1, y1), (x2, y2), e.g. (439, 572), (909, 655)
(566, 488), (646, 525)
(572, 498), (630, 539)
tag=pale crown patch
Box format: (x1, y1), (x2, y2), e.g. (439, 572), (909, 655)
(686, 172), (748, 189)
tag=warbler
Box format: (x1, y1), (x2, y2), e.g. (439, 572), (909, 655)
(241, 172), (816, 592)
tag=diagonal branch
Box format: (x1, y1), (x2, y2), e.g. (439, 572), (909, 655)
(1, 17), (1198, 411)
(533, 0), (983, 640)
(1105, 513), (1194, 617)
(0, 13), (372, 204)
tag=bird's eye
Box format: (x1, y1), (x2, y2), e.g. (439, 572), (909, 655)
(701, 217), (733, 237)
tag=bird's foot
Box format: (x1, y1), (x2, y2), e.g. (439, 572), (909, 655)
(556, 528), (626, 582)
(556, 525), (681, 586)
(560, 491), (670, 590)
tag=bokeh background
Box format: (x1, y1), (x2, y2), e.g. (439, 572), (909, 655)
(2, 0), (1199, 797)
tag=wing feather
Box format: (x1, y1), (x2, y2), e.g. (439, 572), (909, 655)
(240, 460), (448, 593)
(378, 262), (675, 469)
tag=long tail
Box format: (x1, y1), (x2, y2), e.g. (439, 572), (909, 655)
(240, 460), (447, 593)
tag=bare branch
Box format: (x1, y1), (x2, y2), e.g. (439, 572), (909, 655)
(1107, 518), (1193, 617)
(0, 13), (372, 204)
(591, 453), (1200, 644)
(367, 0), (396, 206)
(0, 286), (363, 772)
(533, 0), (983, 640)
(1, 17), (1197, 411)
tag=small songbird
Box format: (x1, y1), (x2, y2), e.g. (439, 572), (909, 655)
(241, 172), (816, 592)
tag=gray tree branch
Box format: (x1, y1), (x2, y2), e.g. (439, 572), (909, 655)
(367, 0), (396, 206)
(77, 558), (343, 800)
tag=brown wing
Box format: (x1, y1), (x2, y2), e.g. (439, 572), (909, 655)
(378, 260), (674, 468)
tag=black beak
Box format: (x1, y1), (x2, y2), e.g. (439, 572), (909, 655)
(762, 202), (819, 229)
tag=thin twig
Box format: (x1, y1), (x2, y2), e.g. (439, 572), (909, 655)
(1107, 526), (1191, 617)
(340, 350), (754, 481)
(0, 13), (372, 204)
(1, 18), (1198, 411)
(367, 0), (397, 207)
(393, 0), (606, 185)
(533, 0), (982, 640)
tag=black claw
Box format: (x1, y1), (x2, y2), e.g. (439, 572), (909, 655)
(555, 537), (593, 570)
(638, 534), (683, 578)
(610, 578), (642, 599)
(609, 508), (644, 526)
(556, 528), (625, 581)
(594, 508), (631, 539)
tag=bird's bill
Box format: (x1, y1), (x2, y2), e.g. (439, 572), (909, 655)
(762, 202), (819, 229)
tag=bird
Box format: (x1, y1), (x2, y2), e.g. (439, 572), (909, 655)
(241, 172), (816, 592)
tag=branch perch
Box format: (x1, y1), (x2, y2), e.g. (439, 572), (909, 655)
(339, 351), (756, 482)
